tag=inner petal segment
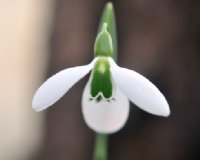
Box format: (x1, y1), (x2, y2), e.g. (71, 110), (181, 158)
(90, 57), (113, 101)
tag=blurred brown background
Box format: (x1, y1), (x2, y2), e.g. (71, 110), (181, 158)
(1, 0), (199, 160)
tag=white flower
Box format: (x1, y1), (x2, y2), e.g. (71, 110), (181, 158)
(32, 56), (170, 134)
(33, 23), (170, 134)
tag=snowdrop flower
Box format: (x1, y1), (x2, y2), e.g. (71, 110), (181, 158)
(32, 23), (170, 134)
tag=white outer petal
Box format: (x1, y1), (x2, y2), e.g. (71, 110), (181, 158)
(109, 58), (170, 117)
(32, 58), (97, 112)
(82, 83), (130, 134)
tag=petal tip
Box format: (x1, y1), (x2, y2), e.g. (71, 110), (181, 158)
(156, 102), (170, 117)
(32, 107), (41, 112)
(162, 108), (170, 117)
(32, 100), (42, 112)
(161, 100), (171, 117)
(32, 94), (48, 112)
(88, 123), (125, 134)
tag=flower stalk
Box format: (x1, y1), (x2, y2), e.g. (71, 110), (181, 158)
(93, 134), (108, 160)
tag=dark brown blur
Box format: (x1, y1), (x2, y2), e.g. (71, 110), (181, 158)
(33, 0), (200, 160)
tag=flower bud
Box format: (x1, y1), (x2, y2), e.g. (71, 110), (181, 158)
(94, 23), (113, 57)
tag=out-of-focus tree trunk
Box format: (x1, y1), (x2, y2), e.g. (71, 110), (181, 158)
(0, 1), (53, 160)
(34, 0), (200, 160)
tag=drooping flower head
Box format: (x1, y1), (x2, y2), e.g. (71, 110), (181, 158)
(32, 22), (170, 134)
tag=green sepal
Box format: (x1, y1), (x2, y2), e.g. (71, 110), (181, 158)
(94, 23), (113, 57)
(90, 58), (113, 101)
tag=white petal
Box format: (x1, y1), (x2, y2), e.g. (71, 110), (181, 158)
(82, 83), (130, 134)
(32, 59), (97, 112)
(109, 58), (170, 117)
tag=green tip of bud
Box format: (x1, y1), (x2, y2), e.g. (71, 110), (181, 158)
(94, 23), (113, 57)
(102, 23), (108, 32)
(106, 2), (113, 11)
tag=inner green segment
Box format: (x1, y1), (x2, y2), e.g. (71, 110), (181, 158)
(90, 58), (112, 101)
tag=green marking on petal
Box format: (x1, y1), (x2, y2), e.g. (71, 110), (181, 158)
(90, 57), (113, 101)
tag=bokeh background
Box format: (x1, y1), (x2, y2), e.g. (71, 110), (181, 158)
(0, 0), (199, 160)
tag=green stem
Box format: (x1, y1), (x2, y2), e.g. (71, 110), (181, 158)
(93, 133), (108, 160)
(93, 2), (117, 160)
